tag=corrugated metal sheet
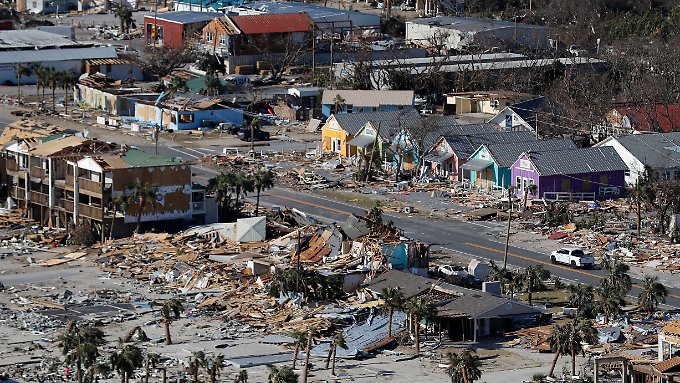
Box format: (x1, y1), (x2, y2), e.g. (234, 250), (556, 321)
(147, 11), (218, 24)
(321, 89), (414, 108)
(527, 146), (627, 176)
(0, 46), (117, 65)
(229, 12), (313, 34)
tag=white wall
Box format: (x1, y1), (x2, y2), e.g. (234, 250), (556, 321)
(0, 60), (82, 85)
(596, 139), (645, 185)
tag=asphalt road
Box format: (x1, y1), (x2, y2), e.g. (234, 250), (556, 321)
(258, 187), (680, 309)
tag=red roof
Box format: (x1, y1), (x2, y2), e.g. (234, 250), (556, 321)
(614, 104), (680, 133)
(230, 13), (313, 35)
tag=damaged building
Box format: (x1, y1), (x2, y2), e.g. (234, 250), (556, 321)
(4, 134), (201, 237)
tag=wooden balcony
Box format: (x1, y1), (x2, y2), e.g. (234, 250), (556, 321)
(77, 178), (103, 195)
(30, 166), (47, 178)
(78, 203), (103, 220)
(6, 160), (19, 172)
(29, 191), (49, 206)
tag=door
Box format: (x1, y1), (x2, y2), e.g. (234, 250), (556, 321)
(562, 178), (571, 193)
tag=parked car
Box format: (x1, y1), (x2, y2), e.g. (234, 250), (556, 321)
(438, 264), (469, 278)
(550, 247), (595, 268)
(237, 127), (270, 142)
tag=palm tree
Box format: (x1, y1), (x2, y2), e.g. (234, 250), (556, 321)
(289, 330), (307, 369)
(601, 256), (632, 295)
(302, 327), (318, 383)
(380, 287), (404, 338)
(15, 63), (32, 104)
(200, 353), (225, 383)
(130, 179), (159, 234)
(638, 275), (668, 316)
(332, 94), (345, 114)
(58, 70), (79, 115)
(168, 76), (187, 93)
(110, 341), (144, 383)
(207, 172), (254, 222)
(189, 351), (203, 383)
(59, 322), (107, 383)
(567, 284), (594, 318)
(84, 362), (111, 383)
(547, 323), (569, 377)
(34, 65), (49, 109)
(486, 260), (515, 295)
(143, 352), (160, 383)
(565, 319), (598, 377)
(522, 265), (550, 306)
(522, 184), (538, 210)
(267, 365), (298, 383)
(46, 67), (59, 111)
(202, 73), (222, 96)
(325, 332), (348, 376)
(116, 6), (133, 33)
(593, 283), (624, 324)
(406, 296), (437, 354)
(445, 348), (482, 383)
(253, 168), (275, 216)
(234, 369), (248, 383)
(152, 298), (184, 345)
(109, 195), (130, 241)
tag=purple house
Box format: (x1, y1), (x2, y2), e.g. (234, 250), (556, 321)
(510, 147), (627, 201)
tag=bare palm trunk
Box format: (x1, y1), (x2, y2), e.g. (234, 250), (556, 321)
(302, 331), (312, 383)
(42, 83), (46, 109)
(571, 344), (576, 376)
(414, 314), (420, 354)
(325, 344), (332, 369)
(462, 366), (469, 383)
(17, 76), (21, 103)
(548, 346), (560, 376)
(292, 344), (299, 369)
(387, 307), (393, 337)
(77, 358), (83, 383)
(163, 318), (172, 345)
(136, 199), (145, 234)
(64, 86), (69, 114)
(636, 199), (641, 237)
(162, 368), (167, 383)
(255, 188), (261, 216)
(52, 86), (56, 111)
(331, 345), (337, 376)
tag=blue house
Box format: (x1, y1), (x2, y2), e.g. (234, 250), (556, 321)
(464, 138), (577, 190)
(134, 97), (243, 130)
(321, 89), (415, 117)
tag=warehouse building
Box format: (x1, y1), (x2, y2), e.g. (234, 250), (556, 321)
(0, 30), (117, 85)
(405, 16), (550, 51)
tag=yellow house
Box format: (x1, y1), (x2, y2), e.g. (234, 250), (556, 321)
(321, 109), (421, 158)
(321, 115), (356, 157)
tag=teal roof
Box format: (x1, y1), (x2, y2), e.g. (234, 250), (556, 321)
(185, 75), (227, 94)
(40, 133), (72, 143)
(121, 149), (183, 167)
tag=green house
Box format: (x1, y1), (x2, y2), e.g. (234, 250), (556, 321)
(465, 138), (577, 190)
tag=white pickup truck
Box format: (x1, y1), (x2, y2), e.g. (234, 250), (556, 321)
(550, 247), (595, 269)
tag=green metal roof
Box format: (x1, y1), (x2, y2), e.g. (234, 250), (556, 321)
(121, 149), (183, 167)
(40, 133), (72, 143)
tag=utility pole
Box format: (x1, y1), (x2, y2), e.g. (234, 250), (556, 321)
(503, 189), (513, 271)
(296, 229), (302, 291)
(311, 26), (316, 85)
(329, 23), (334, 88)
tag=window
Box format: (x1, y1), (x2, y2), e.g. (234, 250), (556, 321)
(490, 100), (499, 108)
(625, 169), (631, 177)
(179, 114), (194, 123)
(515, 176), (521, 188)
(219, 33), (226, 46)
(346, 104), (353, 113)
(206, 31), (214, 43)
